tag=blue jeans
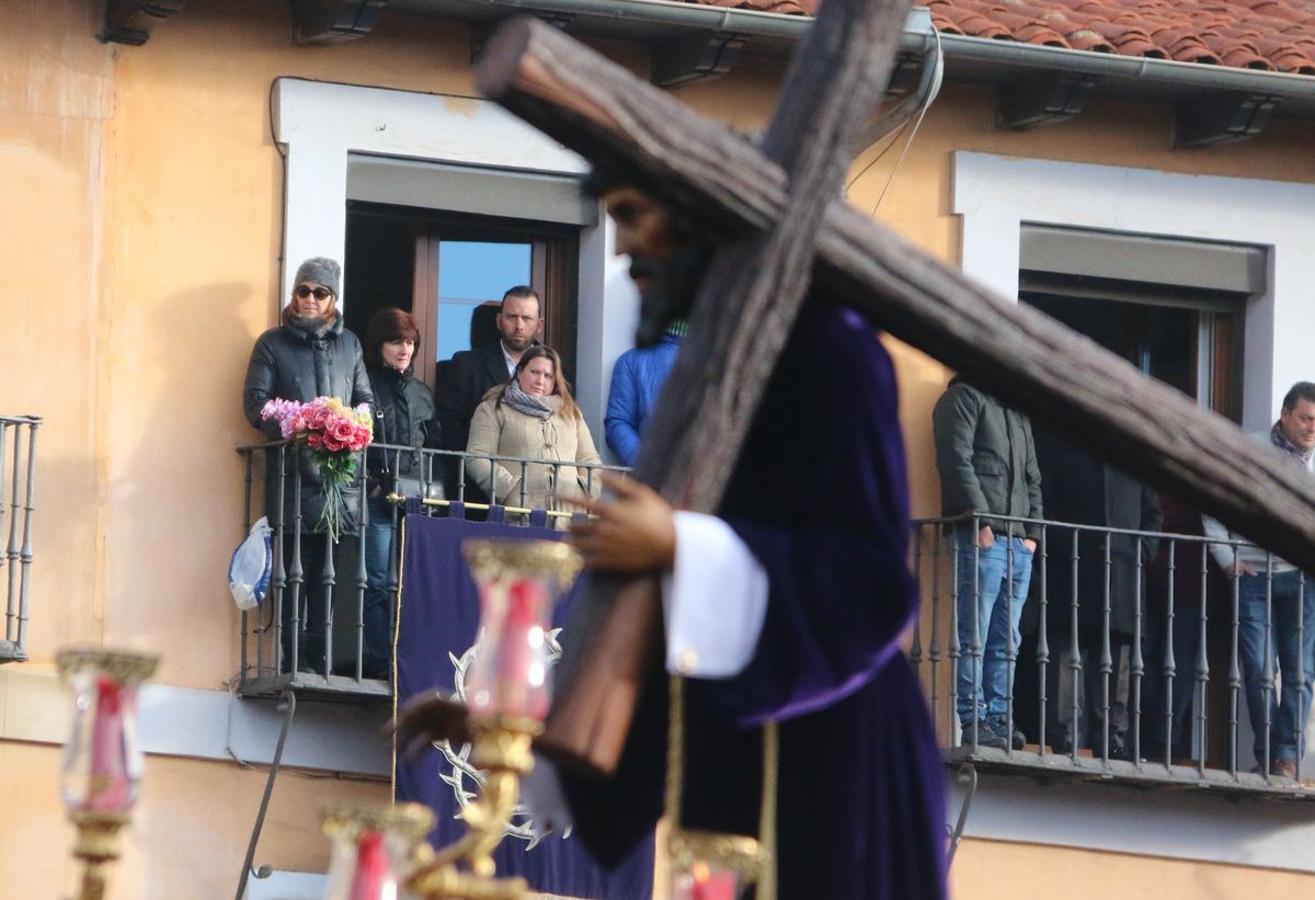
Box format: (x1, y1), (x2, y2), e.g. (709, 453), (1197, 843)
(362, 495), (396, 674)
(1238, 570), (1315, 764)
(956, 529), (1033, 726)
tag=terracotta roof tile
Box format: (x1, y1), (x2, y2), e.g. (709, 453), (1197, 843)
(678, 0), (1315, 75)
(923, 0), (1315, 72)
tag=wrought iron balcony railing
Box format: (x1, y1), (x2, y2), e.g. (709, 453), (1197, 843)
(1, 415), (39, 664)
(237, 436), (1315, 800)
(912, 512), (1315, 798)
(234, 440), (627, 700)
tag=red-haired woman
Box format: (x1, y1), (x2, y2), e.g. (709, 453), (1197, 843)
(361, 307), (439, 678)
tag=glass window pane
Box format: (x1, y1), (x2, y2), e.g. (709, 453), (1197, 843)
(435, 241), (532, 361)
(439, 242), (532, 300)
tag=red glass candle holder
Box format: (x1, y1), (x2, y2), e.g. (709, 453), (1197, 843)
(322, 803), (435, 900)
(57, 649), (159, 816)
(461, 539), (582, 725)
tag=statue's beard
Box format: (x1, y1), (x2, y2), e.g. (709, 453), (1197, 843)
(632, 242), (712, 347)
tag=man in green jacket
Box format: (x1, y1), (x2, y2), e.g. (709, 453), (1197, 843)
(933, 376), (1043, 750)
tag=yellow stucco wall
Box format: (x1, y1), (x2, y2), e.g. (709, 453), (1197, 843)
(1, 0), (115, 667)
(7, 0), (1315, 896)
(0, 741), (387, 899)
(951, 838), (1315, 898)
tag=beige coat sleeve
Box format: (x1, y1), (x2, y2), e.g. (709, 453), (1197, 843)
(573, 414), (604, 497)
(465, 401), (518, 502)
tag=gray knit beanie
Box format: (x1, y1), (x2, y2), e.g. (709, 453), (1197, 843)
(293, 257), (341, 297)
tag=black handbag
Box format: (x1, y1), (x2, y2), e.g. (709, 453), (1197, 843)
(372, 410), (445, 501)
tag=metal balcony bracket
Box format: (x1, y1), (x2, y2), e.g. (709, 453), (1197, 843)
(651, 32), (747, 89)
(997, 73), (1099, 131)
(293, 0), (389, 45)
(945, 762), (978, 867)
(234, 691), (297, 900)
(1175, 92), (1279, 148)
(99, 0), (186, 46)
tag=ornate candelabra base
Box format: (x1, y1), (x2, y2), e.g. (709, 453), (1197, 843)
(69, 810), (129, 900)
(407, 717), (541, 900)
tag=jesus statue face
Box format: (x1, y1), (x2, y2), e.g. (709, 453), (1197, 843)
(603, 187), (681, 288)
(602, 186), (709, 348)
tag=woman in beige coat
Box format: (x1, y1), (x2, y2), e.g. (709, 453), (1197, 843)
(466, 345), (603, 524)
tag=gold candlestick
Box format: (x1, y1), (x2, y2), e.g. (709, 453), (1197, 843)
(392, 538), (581, 899)
(407, 716), (539, 899)
(57, 648), (159, 900)
(321, 802), (435, 899)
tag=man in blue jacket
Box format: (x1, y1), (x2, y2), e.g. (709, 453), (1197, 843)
(603, 322), (685, 466)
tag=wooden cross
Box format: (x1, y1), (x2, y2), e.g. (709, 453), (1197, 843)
(408, 0), (1315, 776)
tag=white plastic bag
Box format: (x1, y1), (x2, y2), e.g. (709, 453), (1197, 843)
(228, 516), (273, 611)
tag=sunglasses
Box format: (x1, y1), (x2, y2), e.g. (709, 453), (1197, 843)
(294, 284), (334, 301)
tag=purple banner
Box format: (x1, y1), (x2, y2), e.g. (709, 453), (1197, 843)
(394, 512), (654, 899)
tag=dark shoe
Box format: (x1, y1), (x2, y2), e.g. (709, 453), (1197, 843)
(1249, 760), (1299, 779)
(1047, 731), (1075, 755)
(962, 719), (1008, 750)
(1106, 732), (1134, 762)
(986, 715), (1026, 750)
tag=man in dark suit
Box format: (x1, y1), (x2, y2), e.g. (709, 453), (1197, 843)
(433, 285), (542, 495)
(1031, 425), (1162, 759)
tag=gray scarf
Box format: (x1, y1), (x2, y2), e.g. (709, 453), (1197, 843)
(503, 381), (561, 420)
(285, 311), (337, 339)
(1271, 421), (1314, 466)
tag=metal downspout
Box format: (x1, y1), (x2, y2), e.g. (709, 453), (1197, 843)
(392, 0), (936, 47)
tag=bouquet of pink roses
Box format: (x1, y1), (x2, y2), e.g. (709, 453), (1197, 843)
(261, 396), (373, 542)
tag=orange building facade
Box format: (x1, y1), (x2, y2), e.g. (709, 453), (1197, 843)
(5, 0), (1315, 896)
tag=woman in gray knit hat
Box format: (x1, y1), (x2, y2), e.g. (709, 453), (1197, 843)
(242, 257), (375, 676)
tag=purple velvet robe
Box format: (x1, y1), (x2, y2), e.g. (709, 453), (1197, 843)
(561, 299), (948, 899)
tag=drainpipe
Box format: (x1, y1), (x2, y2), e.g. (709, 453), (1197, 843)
(392, 0), (936, 50)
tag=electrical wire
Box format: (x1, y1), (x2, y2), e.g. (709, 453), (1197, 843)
(862, 24), (945, 217)
(845, 117), (915, 192)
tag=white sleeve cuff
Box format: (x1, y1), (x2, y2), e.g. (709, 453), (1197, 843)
(1201, 515), (1236, 570)
(520, 753), (572, 838)
(660, 511), (769, 678)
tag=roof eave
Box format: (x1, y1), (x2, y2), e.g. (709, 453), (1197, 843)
(940, 33), (1315, 120)
(392, 0), (1315, 119)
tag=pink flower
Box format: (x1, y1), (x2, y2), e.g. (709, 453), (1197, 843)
(261, 396), (371, 455)
(260, 398), (303, 424)
(331, 420), (356, 443)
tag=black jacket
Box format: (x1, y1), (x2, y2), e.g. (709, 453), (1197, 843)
(242, 313), (374, 534)
(432, 340), (514, 453)
(1033, 427), (1163, 638)
(366, 364), (438, 479)
(932, 378), (1044, 539)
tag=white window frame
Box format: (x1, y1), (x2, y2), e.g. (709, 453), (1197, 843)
(953, 150), (1315, 432)
(271, 77), (639, 443)
(951, 151), (1315, 871)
